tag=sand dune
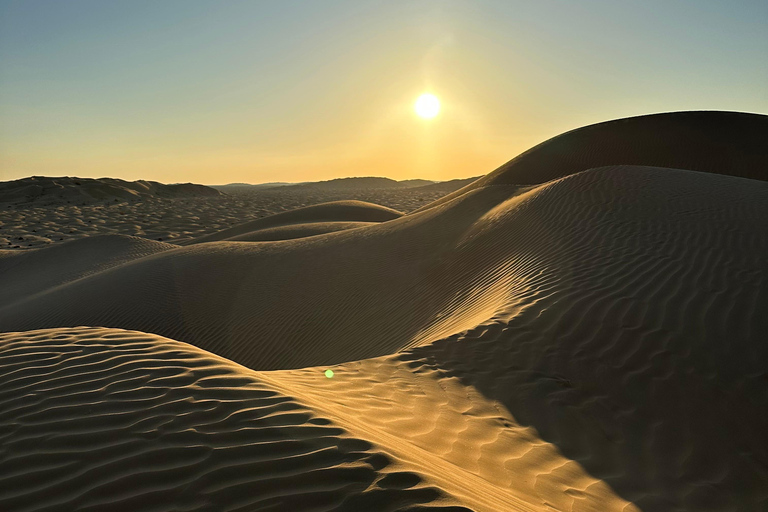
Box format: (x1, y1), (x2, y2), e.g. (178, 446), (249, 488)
(224, 221), (377, 242)
(421, 111), (768, 212)
(0, 188), (436, 250)
(0, 328), (473, 511)
(188, 200), (402, 244)
(2, 111), (767, 511)
(409, 177), (480, 194)
(276, 177), (435, 192)
(0, 235), (175, 308)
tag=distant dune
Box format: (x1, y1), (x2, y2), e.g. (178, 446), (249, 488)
(188, 199), (402, 244)
(211, 182), (296, 193)
(281, 176), (436, 191)
(0, 175), (223, 206)
(410, 176), (480, 194)
(1, 111), (767, 511)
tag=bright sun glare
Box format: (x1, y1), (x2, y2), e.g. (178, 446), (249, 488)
(414, 93), (440, 119)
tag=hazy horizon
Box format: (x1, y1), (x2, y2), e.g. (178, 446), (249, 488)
(2, 0), (766, 184)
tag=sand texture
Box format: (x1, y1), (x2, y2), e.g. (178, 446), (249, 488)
(1, 186), (444, 250)
(0, 328), (472, 512)
(1, 111), (767, 511)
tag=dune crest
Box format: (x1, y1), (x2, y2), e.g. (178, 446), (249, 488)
(419, 110), (768, 212)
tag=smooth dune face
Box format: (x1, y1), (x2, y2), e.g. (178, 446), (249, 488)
(0, 235), (175, 304)
(1, 111), (767, 511)
(224, 221), (377, 242)
(419, 111), (768, 212)
(188, 200), (403, 244)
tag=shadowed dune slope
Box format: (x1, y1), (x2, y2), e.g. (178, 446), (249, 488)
(0, 327), (472, 512)
(189, 200), (402, 244)
(419, 111), (768, 212)
(0, 235), (175, 308)
(225, 221), (376, 242)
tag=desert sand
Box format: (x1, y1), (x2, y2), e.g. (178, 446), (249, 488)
(1, 111), (767, 511)
(0, 176), (459, 251)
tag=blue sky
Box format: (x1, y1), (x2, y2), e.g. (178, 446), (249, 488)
(1, 0), (766, 183)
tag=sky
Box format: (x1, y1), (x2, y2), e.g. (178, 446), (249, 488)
(1, 0), (766, 184)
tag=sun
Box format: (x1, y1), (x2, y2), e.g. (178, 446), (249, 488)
(414, 93), (440, 119)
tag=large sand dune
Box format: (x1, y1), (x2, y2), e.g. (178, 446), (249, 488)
(1, 111), (767, 511)
(421, 110), (768, 212)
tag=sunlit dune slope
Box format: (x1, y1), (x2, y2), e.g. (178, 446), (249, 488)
(188, 200), (402, 244)
(0, 327), (473, 512)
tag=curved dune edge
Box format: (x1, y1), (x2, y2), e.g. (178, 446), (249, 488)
(267, 356), (638, 512)
(417, 110), (768, 212)
(0, 327), (476, 512)
(0, 235), (176, 309)
(225, 221), (377, 242)
(188, 200), (403, 244)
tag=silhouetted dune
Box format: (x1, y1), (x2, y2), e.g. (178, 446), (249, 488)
(421, 111), (768, 211)
(282, 177), (434, 191)
(410, 177), (480, 194)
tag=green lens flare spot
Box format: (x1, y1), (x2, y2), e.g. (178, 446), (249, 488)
(324, 369), (334, 378)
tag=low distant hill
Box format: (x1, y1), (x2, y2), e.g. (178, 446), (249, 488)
(411, 177), (480, 194)
(280, 177), (436, 192)
(211, 182), (296, 193)
(0, 176), (223, 206)
(398, 179), (434, 188)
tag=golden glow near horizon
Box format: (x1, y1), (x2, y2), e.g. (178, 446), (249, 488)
(414, 94), (440, 119)
(3, 3), (764, 184)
